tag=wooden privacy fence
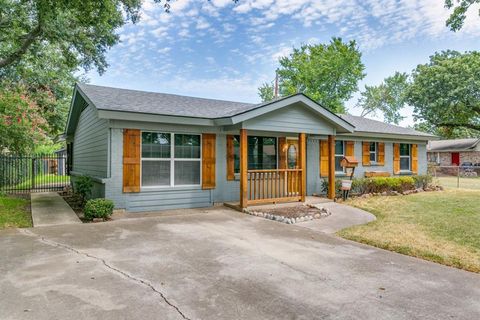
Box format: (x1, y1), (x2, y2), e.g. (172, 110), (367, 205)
(0, 154), (70, 193)
(247, 169), (302, 205)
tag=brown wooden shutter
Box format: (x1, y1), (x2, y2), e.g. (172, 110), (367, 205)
(362, 142), (371, 166)
(123, 129), (141, 193)
(226, 135), (235, 181)
(377, 142), (385, 165)
(202, 133), (216, 189)
(411, 144), (418, 174)
(278, 137), (287, 169)
(345, 141), (354, 157)
(320, 140), (329, 177)
(393, 143), (400, 174)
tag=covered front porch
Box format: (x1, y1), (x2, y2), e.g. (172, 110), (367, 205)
(233, 129), (338, 210)
(214, 95), (355, 210)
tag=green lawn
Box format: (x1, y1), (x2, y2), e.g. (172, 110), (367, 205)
(15, 174), (70, 189)
(0, 195), (32, 229)
(435, 176), (480, 190)
(339, 189), (480, 273)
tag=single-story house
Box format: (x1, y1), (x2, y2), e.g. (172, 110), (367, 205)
(65, 83), (434, 212)
(427, 138), (480, 166)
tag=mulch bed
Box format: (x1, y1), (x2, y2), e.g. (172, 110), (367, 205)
(260, 205), (325, 219)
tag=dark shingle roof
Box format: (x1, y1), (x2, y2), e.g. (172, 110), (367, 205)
(339, 114), (435, 137)
(427, 138), (480, 151)
(76, 83), (434, 138)
(77, 83), (259, 119)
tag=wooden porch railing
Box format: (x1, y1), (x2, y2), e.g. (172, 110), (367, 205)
(247, 169), (302, 205)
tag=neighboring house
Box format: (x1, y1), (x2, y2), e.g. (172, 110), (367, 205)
(65, 83), (434, 212)
(427, 138), (480, 166)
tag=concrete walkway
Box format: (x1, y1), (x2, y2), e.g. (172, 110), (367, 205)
(298, 201), (376, 233)
(31, 192), (81, 227)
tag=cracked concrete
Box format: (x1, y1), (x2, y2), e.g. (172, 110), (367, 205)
(1, 206), (480, 319)
(19, 229), (191, 320)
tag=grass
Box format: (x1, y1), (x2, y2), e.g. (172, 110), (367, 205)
(434, 176), (480, 190)
(0, 194), (32, 229)
(339, 189), (480, 273)
(14, 174), (70, 189)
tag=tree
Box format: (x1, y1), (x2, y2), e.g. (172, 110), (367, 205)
(356, 72), (409, 125)
(414, 122), (479, 139)
(258, 82), (275, 102)
(0, 0), (151, 72)
(408, 50), (480, 132)
(0, 85), (49, 153)
(260, 38), (365, 113)
(445, 0), (480, 31)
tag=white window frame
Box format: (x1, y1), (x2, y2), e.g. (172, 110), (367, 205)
(399, 143), (411, 172)
(335, 140), (346, 174)
(140, 132), (202, 188)
(369, 142), (377, 163)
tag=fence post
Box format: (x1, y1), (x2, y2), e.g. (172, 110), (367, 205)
(31, 157), (35, 190)
(457, 165), (460, 189)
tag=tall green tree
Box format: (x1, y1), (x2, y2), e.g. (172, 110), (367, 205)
(0, 0), (147, 72)
(259, 38), (365, 113)
(356, 72), (409, 125)
(0, 85), (49, 153)
(258, 82), (275, 102)
(445, 0), (480, 31)
(408, 50), (480, 133)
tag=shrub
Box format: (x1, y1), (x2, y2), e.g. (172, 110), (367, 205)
(322, 176), (418, 197)
(412, 175), (433, 189)
(320, 178), (342, 197)
(74, 175), (93, 203)
(84, 198), (114, 220)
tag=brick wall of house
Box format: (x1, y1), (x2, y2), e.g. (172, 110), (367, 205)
(460, 151), (480, 164)
(429, 151), (480, 165)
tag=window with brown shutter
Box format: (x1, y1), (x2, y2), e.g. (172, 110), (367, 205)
(362, 142), (371, 166)
(202, 133), (216, 189)
(123, 129), (141, 193)
(226, 135), (235, 181)
(411, 144), (418, 174)
(377, 142), (385, 165)
(393, 143), (400, 174)
(345, 141), (354, 157)
(320, 140), (329, 177)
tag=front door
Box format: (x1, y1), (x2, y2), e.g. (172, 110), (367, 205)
(451, 152), (460, 166)
(286, 139), (299, 169)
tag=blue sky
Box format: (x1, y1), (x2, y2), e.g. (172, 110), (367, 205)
(88, 0), (480, 126)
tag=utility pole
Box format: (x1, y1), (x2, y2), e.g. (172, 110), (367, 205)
(274, 69), (279, 98)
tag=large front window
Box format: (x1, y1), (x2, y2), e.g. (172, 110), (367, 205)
(335, 141), (345, 173)
(232, 136), (277, 173)
(400, 143), (411, 171)
(141, 132), (201, 187)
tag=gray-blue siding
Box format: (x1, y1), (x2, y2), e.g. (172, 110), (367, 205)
(72, 104), (109, 178)
(72, 109), (428, 212)
(104, 128), (428, 212)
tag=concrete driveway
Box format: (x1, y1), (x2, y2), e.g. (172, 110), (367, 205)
(1, 207), (479, 320)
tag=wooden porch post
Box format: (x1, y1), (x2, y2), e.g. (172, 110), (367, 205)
(327, 135), (336, 200)
(240, 129), (248, 209)
(298, 133), (306, 202)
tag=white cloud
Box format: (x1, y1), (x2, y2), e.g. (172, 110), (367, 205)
(196, 17), (211, 30)
(151, 26), (168, 38)
(157, 47), (172, 54)
(272, 46), (293, 61)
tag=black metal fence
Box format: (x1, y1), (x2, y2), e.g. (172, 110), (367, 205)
(0, 154), (70, 193)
